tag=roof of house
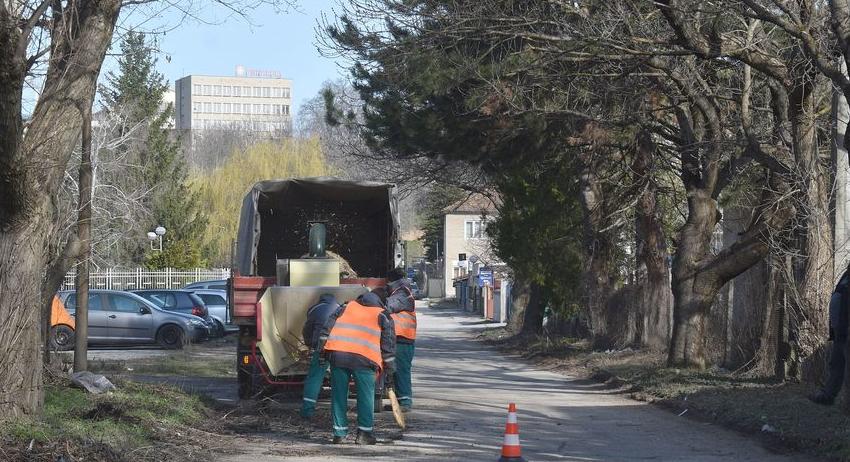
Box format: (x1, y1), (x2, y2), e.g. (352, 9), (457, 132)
(443, 193), (498, 214)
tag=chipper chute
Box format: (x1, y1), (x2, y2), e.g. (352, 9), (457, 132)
(256, 284), (367, 376)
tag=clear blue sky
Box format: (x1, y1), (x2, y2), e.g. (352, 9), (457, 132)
(116, 0), (348, 119)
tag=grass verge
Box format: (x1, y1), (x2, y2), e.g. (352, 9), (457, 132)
(0, 374), (226, 461)
(480, 326), (850, 461)
(89, 354), (234, 378)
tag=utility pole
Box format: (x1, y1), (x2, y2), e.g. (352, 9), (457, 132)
(73, 105), (93, 373)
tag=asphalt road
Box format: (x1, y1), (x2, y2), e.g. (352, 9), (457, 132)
(220, 301), (814, 462)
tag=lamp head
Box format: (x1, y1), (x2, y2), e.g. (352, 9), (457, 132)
(155, 226), (166, 236)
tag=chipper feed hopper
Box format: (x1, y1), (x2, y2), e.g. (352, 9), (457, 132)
(229, 177), (401, 399)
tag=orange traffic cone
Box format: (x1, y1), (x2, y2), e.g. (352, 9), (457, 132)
(498, 403), (526, 462)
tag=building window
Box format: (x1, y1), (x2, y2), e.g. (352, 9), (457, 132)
(213, 85), (221, 96)
(272, 88), (282, 98)
(284, 105), (290, 115)
(203, 102), (212, 113)
(233, 86), (240, 97)
(253, 104), (261, 114)
(252, 87), (261, 97)
(465, 220), (485, 239)
(223, 103), (231, 114)
(223, 85), (231, 96)
(192, 102), (201, 113)
(193, 84), (201, 95)
(283, 88), (291, 98)
(262, 87), (271, 97)
(203, 85), (211, 95)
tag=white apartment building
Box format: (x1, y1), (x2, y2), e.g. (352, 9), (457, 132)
(174, 69), (292, 133)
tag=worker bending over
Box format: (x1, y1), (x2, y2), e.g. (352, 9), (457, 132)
(318, 292), (395, 444)
(300, 294), (340, 418)
(385, 268), (416, 411)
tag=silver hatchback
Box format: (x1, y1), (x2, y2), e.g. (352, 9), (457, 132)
(57, 290), (209, 349)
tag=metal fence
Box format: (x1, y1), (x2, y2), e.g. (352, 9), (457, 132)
(60, 268), (231, 291)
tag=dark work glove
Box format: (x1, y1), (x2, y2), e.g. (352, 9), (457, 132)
(385, 372), (395, 388)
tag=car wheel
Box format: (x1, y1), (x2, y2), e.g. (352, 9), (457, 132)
(49, 325), (75, 351)
(214, 320), (225, 338)
(157, 325), (184, 349)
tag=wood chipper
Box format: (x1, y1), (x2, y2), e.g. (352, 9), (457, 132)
(230, 177), (402, 399)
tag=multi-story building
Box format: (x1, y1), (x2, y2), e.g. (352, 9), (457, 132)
(442, 194), (499, 298)
(174, 68), (292, 134)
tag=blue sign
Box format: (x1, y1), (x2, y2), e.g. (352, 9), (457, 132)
(478, 267), (494, 287)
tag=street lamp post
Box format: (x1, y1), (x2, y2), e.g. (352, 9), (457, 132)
(147, 225), (166, 251)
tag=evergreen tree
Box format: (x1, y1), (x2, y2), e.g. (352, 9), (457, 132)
(98, 32), (207, 268)
(101, 31), (168, 126)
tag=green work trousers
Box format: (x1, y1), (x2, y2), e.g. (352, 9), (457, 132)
(301, 351), (328, 417)
(393, 342), (415, 407)
(330, 365), (376, 437)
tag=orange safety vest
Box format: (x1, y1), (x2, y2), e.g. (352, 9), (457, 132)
(391, 311), (417, 341)
(324, 301), (385, 370)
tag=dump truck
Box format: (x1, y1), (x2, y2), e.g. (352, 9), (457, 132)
(230, 177), (402, 399)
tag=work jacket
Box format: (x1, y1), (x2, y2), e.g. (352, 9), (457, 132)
(302, 294), (339, 350)
(387, 278), (416, 344)
(319, 292), (396, 372)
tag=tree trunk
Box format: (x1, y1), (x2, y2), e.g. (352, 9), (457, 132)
(0, 220), (50, 418)
(507, 278), (529, 334)
(0, 0), (122, 418)
(633, 131), (672, 350)
(754, 254), (790, 378)
(788, 79), (832, 380)
(668, 189), (719, 367)
(579, 156), (616, 346)
(519, 282), (545, 337)
(74, 110), (93, 373)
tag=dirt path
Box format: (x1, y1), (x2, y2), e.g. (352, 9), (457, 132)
(211, 302), (817, 462)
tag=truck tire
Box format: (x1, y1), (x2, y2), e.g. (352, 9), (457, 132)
(237, 356), (265, 399)
(157, 325), (185, 349)
(49, 325), (75, 351)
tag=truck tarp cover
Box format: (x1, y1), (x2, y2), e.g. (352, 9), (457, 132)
(236, 177), (399, 277)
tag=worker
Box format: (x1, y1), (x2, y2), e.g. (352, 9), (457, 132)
(811, 265), (850, 405)
(300, 294), (340, 418)
(385, 268), (416, 411)
(318, 292), (395, 445)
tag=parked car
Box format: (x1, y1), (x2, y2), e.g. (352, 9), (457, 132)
(189, 289), (238, 334)
(56, 290), (208, 348)
(183, 279), (227, 291)
(130, 290), (221, 337)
